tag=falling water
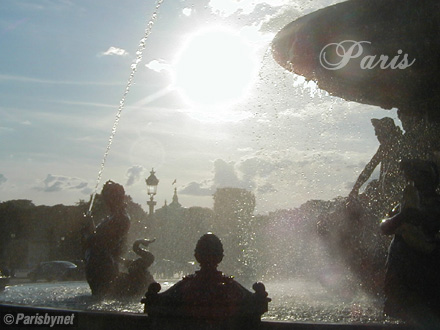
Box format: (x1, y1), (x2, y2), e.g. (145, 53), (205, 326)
(88, 0), (165, 215)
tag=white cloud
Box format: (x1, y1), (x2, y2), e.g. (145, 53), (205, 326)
(208, 0), (287, 17)
(0, 174), (7, 185)
(35, 174), (92, 194)
(145, 59), (170, 73)
(0, 74), (124, 86)
(16, 0), (75, 11)
(182, 8), (192, 16)
(99, 46), (129, 57)
(213, 159), (242, 188)
(180, 182), (213, 196)
(126, 165), (145, 186)
(181, 156), (292, 197)
(180, 159), (242, 196)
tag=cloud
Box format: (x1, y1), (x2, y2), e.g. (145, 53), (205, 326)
(145, 59), (170, 73)
(16, 0), (75, 11)
(180, 182), (213, 196)
(213, 159), (242, 187)
(99, 46), (129, 57)
(239, 157), (279, 177)
(238, 157), (292, 190)
(0, 174), (7, 185)
(126, 165), (145, 186)
(182, 8), (192, 16)
(0, 74), (124, 86)
(208, 0), (287, 17)
(181, 157), (291, 197)
(180, 159), (242, 196)
(35, 174), (91, 194)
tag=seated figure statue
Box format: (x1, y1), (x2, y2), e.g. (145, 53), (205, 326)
(142, 233), (270, 328)
(83, 181), (155, 298)
(83, 181), (131, 297)
(380, 159), (440, 326)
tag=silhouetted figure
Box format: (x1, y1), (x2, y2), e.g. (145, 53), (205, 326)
(143, 233), (270, 329)
(380, 160), (440, 327)
(113, 238), (155, 297)
(348, 117), (404, 217)
(315, 118), (405, 295)
(84, 181), (130, 297)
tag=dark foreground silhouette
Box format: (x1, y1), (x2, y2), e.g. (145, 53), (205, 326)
(82, 181), (155, 298)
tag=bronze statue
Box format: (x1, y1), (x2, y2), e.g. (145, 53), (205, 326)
(83, 181), (130, 297)
(380, 159), (440, 326)
(348, 117), (404, 217)
(114, 238), (155, 297)
(142, 233), (270, 328)
(82, 181), (155, 298)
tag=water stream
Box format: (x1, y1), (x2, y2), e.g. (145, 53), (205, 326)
(88, 0), (165, 215)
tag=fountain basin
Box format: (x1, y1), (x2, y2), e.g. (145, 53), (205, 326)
(0, 281), (407, 329)
(271, 0), (440, 119)
(0, 303), (414, 330)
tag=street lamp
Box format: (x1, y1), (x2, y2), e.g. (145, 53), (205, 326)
(146, 168), (159, 216)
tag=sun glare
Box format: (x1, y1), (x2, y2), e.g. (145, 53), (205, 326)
(172, 26), (259, 108)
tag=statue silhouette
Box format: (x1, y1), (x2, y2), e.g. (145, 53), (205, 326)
(348, 117), (404, 216)
(380, 159), (440, 326)
(83, 181), (131, 297)
(143, 233), (270, 328)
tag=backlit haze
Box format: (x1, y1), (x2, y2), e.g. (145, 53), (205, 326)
(0, 0), (398, 214)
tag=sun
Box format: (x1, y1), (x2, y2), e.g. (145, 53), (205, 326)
(172, 26), (259, 108)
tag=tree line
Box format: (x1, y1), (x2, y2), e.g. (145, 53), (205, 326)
(1, 188), (362, 290)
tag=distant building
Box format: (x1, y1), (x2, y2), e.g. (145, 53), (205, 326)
(169, 188), (182, 209)
(155, 188), (184, 221)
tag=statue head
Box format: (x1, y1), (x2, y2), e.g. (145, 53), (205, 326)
(194, 233), (224, 270)
(371, 117), (402, 144)
(101, 180), (125, 211)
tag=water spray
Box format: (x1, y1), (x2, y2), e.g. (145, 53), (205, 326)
(87, 0), (165, 217)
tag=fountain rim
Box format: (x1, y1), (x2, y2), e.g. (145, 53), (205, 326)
(0, 303), (412, 330)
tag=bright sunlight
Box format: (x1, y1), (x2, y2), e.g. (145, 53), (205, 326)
(172, 26), (259, 108)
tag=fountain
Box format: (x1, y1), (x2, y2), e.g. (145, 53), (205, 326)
(82, 181), (155, 298)
(271, 0), (440, 328)
(1, 0), (439, 329)
(271, 0), (440, 121)
(379, 160), (440, 327)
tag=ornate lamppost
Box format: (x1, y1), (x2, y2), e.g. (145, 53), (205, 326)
(145, 169), (159, 217)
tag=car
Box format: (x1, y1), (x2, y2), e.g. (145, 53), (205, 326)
(28, 261), (81, 282)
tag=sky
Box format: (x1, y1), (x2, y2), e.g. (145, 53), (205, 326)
(0, 0), (399, 214)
